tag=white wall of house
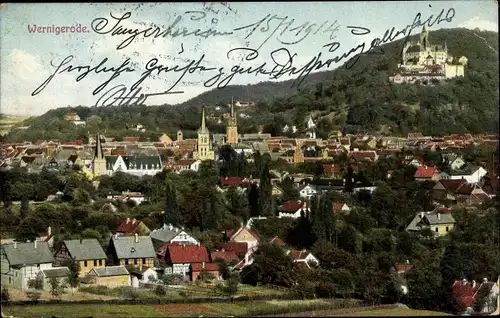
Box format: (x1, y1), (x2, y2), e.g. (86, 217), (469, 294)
(450, 167), (487, 184)
(278, 209), (304, 219)
(299, 185), (317, 198)
(170, 232), (199, 245)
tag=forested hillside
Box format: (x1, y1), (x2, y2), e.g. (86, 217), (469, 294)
(2, 28), (498, 143)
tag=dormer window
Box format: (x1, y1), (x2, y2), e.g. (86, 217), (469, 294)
(130, 247), (136, 253)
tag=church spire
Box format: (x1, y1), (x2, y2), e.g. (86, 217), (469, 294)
(198, 106), (209, 134)
(94, 131), (103, 159)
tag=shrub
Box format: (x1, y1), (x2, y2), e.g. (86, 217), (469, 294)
(25, 291), (41, 304)
(159, 274), (184, 285)
(154, 285), (167, 296)
(1, 288), (9, 305)
(122, 286), (138, 299)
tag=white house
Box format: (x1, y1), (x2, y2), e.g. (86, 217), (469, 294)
(105, 154), (163, 176)
(298, 184), (318, 199)
(450, 166), (487, 184)
(1, 241), (54, 290)
(107, 192), (147, 205)
(278, 201), (310, 219)
(286, 250), (320, 269)
(149, 223), (199, 251)
(176, 159), (201, 173)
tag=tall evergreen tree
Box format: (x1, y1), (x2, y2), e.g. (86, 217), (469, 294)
(258, 161), (273, 217)
(163, 182), (180, 226)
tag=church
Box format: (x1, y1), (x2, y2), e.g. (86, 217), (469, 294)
(193, 107), (215, 161)
(389, 26), (468, 84)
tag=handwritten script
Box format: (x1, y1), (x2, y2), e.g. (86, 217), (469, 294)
(32, 7), (455, 107)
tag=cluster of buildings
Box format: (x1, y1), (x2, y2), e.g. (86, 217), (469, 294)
(389, 26), (468, 84)
(0, 219), (319, 291)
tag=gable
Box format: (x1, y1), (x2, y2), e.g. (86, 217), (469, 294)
(232, 228), (258, 242)
(433, 182), (447, 191)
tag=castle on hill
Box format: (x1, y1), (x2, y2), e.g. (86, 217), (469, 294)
(389, 26), (468, 85)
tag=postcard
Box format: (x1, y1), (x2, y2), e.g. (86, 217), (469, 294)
(0, 2), (498, 317)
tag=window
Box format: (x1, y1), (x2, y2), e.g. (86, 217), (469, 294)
(134, 259), (138, 265)
(94, 260), (97, 266)
(125, 259), (129, 265)
(8, 277), (11, 284)
(99, 260), (102, 266)
(435, 228), (438, 232)
(142, 258), (146, 264)
(15, 272), (17, 277)
(446, 227), (449, 232)
(84, 261), (88, 267)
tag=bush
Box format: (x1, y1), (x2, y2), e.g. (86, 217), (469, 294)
(25, 291), (41, 304)
(154, 285), (167, 296)
(159, 274), (184, 285)
(1, 288), (9, 305)
(122, 286), (138, 299)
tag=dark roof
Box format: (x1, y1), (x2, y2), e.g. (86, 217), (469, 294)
(210, 250), (240, 263)
(111, 235), (156, 259)
(40, 267), (71, 278)
(116, 219), (143, 234)
(89, 266), (129, 277)
(1, 241), (54, 266)
(63, 239), (107, 260)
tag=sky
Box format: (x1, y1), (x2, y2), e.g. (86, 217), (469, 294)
(0, 1), (498, 116)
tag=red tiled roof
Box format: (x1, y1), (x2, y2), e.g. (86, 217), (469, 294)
(124, 137), (140, 143)
(323, 164), (341, 174)
(178, 159), (196, 166)
(333, 202), (346, 210)
(278, 201), (303, 213)
(220, 177), (258, 188)
(210, 250), (240, 263)
(438, 179), (467, 192)
(456, 183), (475, 195)
(472, 193), (492, 204)
(289, 250), (308, 261)
(452, 281), (480, 308)
(116, 219), (142, 234)
(191, 262), (220, 272)
(414, 166), (437, 178)
(222, 242), (248, 255)
(167, 244), (209, 264)
(269, 236), (286, 248)
(348, 151), (377, 162)
(394, 264), (413, 273)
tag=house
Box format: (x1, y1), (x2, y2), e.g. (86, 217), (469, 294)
(84, 266), (130, 287)
(414, 166), (440, 181)
(108, 192), (147, 206)
(191, 262), (221, 281)
(286, 250), (319, 269)
(0, 241), (54, 290)
(406, 207), (456, 237)
(333, 202), (351, 215)
(54, 239), (107, 277)
(269, 236), (287, 249)
(432, 179), (467, 202)
(473, 277), (499, 314)
(129, 266), (162, 287)
(36, 226), (54, 249)
(442, 153), (466, 170)
(116, 218), (151, 236)
(298, 184), (318, 198)
(278, 200), (310, 219)
(149, 223), (199, 251)
(106, 234), (156, 270)
(449, 166), (488, 184)
(36, 267), (71, 291)
(160, 244), (210, 280)
(224, 224), (262, 251)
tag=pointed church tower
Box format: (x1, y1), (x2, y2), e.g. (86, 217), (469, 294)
(194, 107), (214, 161)
(226, 97), (239, 145)
(92, 132), (107, 177)
(420, 25), (429, 51)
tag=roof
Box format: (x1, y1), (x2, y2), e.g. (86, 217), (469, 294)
(191, 262), (220, 272)
(1, 241), (54, 266)
(288, 250), (310, 261)
(414, 166), (438, 178)
(222, 242), (248, 255)
(116, 219), (143, 234)
(166, 244), (209, 264)
(452, 281), (480, 308)
(63, 239), (107, 260)
(348, 151), (377, 162)
(210, 250), (240, 263)
(40, 267), (71, 278)
(394, 264), (413, 273)
(89, 266), (129, 277)
(149, 224), (192, 244)
(269, 236), (286, 248)
(437, 179), (467, 192)
(406, 210), (456, 231)
(278, 201), (304, 213)
(110, 235), (156, 259)
(225, 227), (262, 242)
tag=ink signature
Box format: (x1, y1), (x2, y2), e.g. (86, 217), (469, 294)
(31, 55), (135, 97)
(94, 84), (183, 107)
(91, 11), (233, 50)
(234, 15), (341, 50)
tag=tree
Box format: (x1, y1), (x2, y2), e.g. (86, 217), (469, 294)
(49, 276), (67, 298)
(26, 277), (43, 303)
(62, 257), (81, 293)
(215, 273), (240, 300)
(196, 270), (215, 283)
(1, 288), (9, 305)
(163, 181), (180, 226)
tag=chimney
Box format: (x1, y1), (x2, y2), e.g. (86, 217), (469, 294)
(134, 233), (139, 243)
(406, 259), (410, 264)
(132, 218), (136, 224)
(221, 248), (225, 252)
(420, 212), (425, 218)
(80, 238), (83, 244)
(472, 280), (477, 288)
(202, 261), (205, 269)
(169, 224), (173, 231)
(244, 253), (249, 265)
(483, 277), (488, 283)
(163, 223), (167, 230)
(114, 233), (118, 239)
(126, 218), (130, 224)
(34, 240), (37, 249)
(13, 241), (17, 249)
(182, 244), (185, 248)
(462, 278), (467, 285)
(48, 226), (52, 236)
(240, 221), (244, 228)
(437, 213), (441, 220)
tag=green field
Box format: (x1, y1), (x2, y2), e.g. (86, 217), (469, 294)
(2, 299), (360, 317)
(0, 115), (29, 135)
(331, 307), (450, 316)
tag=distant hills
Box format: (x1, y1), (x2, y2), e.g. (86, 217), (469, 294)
(2, 28), (498, 143)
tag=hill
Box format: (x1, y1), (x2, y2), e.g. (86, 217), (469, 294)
(2, 27), (498, 143)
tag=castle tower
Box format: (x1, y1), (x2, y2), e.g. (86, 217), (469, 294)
(92, 132), (107, 177)
(226, 97), (239, 145)
(176, 130), (183, 142)
(420, 26), (429, 51)
(193, 107), (214, 161)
